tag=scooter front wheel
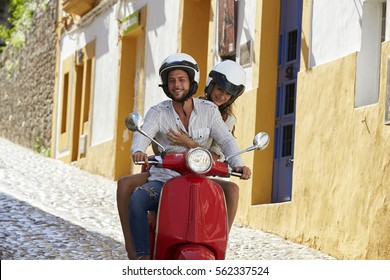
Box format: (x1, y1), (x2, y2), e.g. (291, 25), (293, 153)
(174, 244), (216, 260)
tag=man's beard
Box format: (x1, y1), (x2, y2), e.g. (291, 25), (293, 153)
(171, 90), (189, 103)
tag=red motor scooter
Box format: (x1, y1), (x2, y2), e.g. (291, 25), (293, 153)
(125, 112), (269, 260)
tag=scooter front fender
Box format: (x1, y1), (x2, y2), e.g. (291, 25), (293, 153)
(174, 244), (215, 260)
(153, 176), (228, 260)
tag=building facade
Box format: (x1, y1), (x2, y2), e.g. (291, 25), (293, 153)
(52, 0), (389, 259)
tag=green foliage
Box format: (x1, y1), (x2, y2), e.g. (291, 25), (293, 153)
(0, 24), (9, 43)
(34, 136), (51, 157)
(4, 58), (18, 78)
(0, 0), (34, 52)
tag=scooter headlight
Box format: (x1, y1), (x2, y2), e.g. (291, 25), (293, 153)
(186, 148), (212, 174)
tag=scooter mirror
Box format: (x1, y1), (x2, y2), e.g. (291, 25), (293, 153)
(124, 112), (167, 154)
(239, 132), (270, 153)
(225, 132), (270, 163)
(125, 112), (144, 132)
(253, 132), (270, 150)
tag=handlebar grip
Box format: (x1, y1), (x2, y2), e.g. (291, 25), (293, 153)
(135, 160), (160, 165)
(230, 171), (243, 177)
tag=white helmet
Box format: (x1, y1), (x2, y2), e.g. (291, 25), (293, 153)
(159, 53), (200, 100)
(205, 60), (246, 110)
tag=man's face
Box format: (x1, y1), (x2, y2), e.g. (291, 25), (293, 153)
(167, 69), (190, 102)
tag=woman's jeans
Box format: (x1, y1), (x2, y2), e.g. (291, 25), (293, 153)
(129, 180), (164, 258)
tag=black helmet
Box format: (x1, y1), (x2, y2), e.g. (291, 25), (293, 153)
(159, 53), (200, 100)
(204, 60), (246, 111)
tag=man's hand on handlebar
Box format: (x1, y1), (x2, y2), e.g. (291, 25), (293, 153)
(232, 166), (252, 180)
(132, 151), (149, 166)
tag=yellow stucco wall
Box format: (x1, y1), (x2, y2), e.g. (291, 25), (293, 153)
(240, 49), (390, 260)
(296, 50), (389, 259)
(251, 0), (280, 205)
(77, 140), (116, 177)
(233, 0), (390, 260)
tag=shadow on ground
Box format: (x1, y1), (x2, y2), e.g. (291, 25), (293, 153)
(0, 193), (126, 260)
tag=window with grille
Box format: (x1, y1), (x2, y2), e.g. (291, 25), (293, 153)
(287, 30), (298, 62)
(282, 125), (293, 157)
(284, 83), (295, 115)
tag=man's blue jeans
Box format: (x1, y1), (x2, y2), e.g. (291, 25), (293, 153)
(129, 180), (164, 258)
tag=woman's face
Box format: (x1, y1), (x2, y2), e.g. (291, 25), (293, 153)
(210, 84), (232, 106)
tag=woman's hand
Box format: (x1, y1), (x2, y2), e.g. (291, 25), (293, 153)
(167, 128), (198, 149)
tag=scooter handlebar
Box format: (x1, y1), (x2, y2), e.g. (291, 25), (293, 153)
(230, 171), (243, 177)
(134, 160), (160, 165)
(136, 155), (244, 178)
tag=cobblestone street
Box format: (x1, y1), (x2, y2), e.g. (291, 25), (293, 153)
(0, 137), (335, 260)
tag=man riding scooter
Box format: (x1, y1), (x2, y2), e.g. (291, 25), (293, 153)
(129, 53), (251, 260)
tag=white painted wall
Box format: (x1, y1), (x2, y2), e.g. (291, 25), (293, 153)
(310, 0), (363, 67)
(356, 0), (384, 106)
(119, 0), (181, 116)
(90, 8), (120, 146)
(56, 7), (119, 157)
(142, 0), (180, 115)
(237, 0), (256, 90)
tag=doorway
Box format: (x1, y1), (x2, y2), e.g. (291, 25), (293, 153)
(272, 0), (302, 202)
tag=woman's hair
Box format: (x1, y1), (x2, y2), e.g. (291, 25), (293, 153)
(221, 105), (235, 136)
(221, 104), (234, 122)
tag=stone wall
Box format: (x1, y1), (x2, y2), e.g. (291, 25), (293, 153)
(0, 0), (58, 153)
